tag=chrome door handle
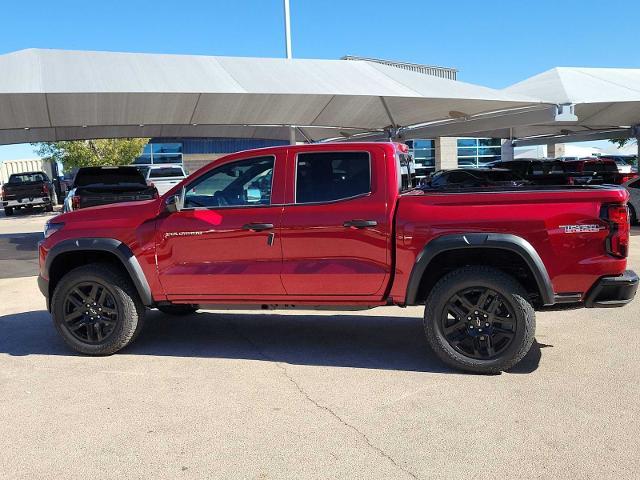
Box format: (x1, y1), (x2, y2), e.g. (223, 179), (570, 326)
(343, 219), (377, 228)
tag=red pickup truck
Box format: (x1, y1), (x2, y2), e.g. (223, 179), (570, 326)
(38, 143), (638, 373)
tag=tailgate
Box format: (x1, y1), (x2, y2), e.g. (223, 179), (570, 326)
(3, 183), (46, 200)
(77, 187), (156, 209)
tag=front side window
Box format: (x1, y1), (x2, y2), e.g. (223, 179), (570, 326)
(184, 156), (274, 208)
(295, 152), (370, 204)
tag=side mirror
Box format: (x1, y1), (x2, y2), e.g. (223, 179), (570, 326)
(165, 188), (185, 213)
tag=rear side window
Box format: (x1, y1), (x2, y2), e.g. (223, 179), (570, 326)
(295, 152), (370, 203)
(149, 167), (184, 179)
(588, 162), (618, 173)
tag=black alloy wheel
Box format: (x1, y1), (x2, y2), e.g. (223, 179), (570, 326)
(51, 263), (144, 355)
(440, 287), (516, 360)
(62, 281), (119, 344)
(423, 266), (535, 374)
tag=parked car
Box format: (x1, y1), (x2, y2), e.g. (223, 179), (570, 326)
(1, 171), (56, 215)
(599, 155), (637, 175)
(489, 158), (629, 185)
(563, 157), (633, 185)
(136, 165), (188, 195)
(421, 168), (528, 189)
(623, 176), (640, 225)
(486, 159), (572, 185)
(63, 166), (158, 212)
(38, 142), (637, 374)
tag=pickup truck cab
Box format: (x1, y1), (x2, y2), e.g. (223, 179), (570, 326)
(2, 171), (56, 215)
(38, 143), (638, 373)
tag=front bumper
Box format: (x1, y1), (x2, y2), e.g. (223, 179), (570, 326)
(584, 270), (639, 308)
(38, 275), (50, 311)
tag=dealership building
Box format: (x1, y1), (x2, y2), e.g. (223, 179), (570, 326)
(133, 57), (506, 175)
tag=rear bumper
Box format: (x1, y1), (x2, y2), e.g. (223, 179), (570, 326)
(584, 270), (638, 308)
(2, 197), (50, 208)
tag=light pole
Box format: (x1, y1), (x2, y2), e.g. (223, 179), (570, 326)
(283, 0), (297, 144)
(283, 0), (292, 60)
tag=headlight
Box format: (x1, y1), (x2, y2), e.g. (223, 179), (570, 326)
(44, 221), (64, 239)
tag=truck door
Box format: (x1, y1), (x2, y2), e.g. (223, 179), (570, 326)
(156, 153), (286, 298)
(280, 147), (392, 297)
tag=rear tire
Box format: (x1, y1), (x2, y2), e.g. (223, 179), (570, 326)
(51, 263), (145, 355)
(423, 266), (535, 374)
(4, 207), (13, 216)
(44, 203), (54, 212)
(157, 304), (199, 316)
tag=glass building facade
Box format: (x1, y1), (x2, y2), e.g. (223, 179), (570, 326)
(406, 138), (502, 172)
(456, 138), (502, 167)
(133, 142), (183, 165)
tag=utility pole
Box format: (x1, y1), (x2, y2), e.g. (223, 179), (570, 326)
(283, 0), (297, 144)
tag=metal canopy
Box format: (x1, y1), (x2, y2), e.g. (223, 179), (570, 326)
(0, 48), (542, 145)
(389, 67), (640, 145)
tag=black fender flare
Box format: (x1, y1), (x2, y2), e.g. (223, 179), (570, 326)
(44, 238), (153, 306)
(405, 233), (554, 306)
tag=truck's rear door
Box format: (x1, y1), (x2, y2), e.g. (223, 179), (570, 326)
(279, 145), (392, 297)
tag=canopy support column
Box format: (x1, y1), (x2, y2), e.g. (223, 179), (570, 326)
(435, 137), (458, 170)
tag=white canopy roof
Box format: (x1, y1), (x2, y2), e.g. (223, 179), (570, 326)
(0, 48), (541, 145)
(392, 67), (640, 145)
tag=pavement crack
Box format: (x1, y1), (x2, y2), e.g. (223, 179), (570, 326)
(228, 320), (420, 480)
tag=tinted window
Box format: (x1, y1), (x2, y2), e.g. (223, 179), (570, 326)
(586, 162), (618, 173)
(149, 167), (184, 179)
(295, 152), (370, 203)
(628, 179), (640, 189)
(8, 172), (48, 183)
(184, 156), (273, 208)
(74, 168), (146, 187)
(482, 170), (520, 181)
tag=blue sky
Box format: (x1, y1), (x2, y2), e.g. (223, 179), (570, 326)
(1, 0), (638, 160)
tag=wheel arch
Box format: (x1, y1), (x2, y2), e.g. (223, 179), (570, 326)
(45, 238), (153, 307)
(405, 233), (554, 307)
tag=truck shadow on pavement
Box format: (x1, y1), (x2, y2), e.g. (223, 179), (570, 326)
(0, 309), (547, 374)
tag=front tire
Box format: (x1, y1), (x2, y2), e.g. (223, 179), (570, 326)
(4, 207), (13, 216)
(423, 266), (535, 374)
(51, 263), (145, 355)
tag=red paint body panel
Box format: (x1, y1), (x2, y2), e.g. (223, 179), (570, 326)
(39, 142), (631, 308)
(279, 144), (396, 296)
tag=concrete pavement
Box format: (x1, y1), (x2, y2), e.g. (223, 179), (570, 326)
(0, 211), (639, 479)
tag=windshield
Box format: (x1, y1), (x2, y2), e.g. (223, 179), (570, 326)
(149, 167), (184, 179)
(8, 172), (48, 183)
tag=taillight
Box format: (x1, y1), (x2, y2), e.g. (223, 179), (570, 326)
(71, 195), (81, 210)
(42, 183), (49, 194)
(601, 204), (629, 258)
(1, 184), (5, 197)
(567, 176), (575, 185)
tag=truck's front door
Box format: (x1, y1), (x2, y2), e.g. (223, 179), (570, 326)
(156, 153), (286, 299)
(280, 147), (392, 297)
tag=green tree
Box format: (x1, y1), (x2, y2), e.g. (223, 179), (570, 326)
(33, 138), (149, 170)
(609, 138), (637, 149)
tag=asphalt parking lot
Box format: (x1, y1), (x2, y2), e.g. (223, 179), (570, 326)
(1, 209), (639, 480)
